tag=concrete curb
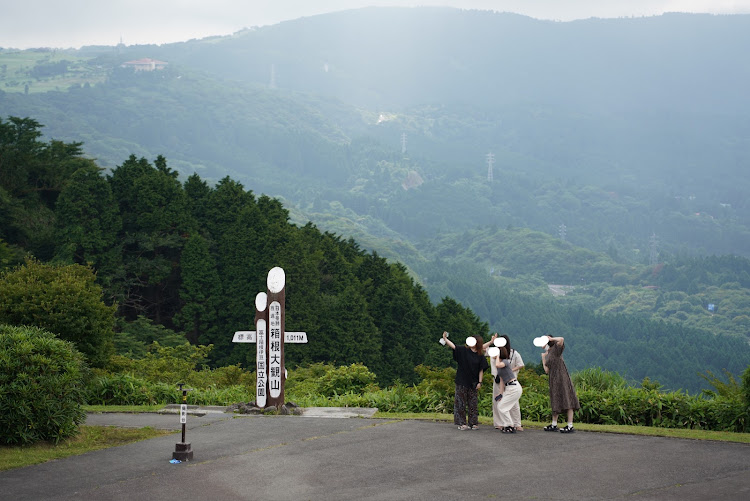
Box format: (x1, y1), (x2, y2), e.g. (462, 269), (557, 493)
(299, 407), (378, 418)
(156, 405), (379, 418)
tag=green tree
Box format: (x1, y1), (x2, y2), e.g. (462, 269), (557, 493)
(54, 164), (122, 288)
(173, 233), (221, 345)
(0, 258), (116, 367)
(108, 155), (188, 324)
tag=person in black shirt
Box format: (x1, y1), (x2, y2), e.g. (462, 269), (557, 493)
(442, 331), (489, 430)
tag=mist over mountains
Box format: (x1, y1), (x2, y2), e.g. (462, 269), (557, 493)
(1, 7), (749, 390)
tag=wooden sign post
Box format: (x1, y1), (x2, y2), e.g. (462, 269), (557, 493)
(232, 267), (308, 409)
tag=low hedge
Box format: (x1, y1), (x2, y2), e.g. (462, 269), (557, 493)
(83, 361), (750, 433)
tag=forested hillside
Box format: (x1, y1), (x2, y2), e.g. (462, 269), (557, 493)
(1, 8), (749, 392)
(0, 117), (491, 385)
(1, 9), (748, 260)
(1, 117), (748, 393)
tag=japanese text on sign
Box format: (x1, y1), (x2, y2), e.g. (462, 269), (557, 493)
(256, 319), (267, 407)
(269, 301), (282, 398)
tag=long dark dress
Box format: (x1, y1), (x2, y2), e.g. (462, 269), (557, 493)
(546, 341), (580, 413)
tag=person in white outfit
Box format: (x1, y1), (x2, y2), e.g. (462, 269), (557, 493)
(484, 334), (525, 431)
(501, 334), (525, 431)
(494, 345), (523, 433)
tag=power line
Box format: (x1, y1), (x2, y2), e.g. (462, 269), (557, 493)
(486, 152), (494, 182)
(649, 232), (659, 265)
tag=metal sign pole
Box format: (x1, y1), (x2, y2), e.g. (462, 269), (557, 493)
(172, 383), (193, 461)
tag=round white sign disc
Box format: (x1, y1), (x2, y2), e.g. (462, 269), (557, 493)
(255, 292), (268, 312)
(267, 267), (286, 294)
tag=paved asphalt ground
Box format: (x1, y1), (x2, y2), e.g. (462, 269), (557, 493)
(1, 409), (749, 500)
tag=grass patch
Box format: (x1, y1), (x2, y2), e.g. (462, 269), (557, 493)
(0, 425), (175, 471)
(373, 411), (750, 443)
(0, 49), (107, 93)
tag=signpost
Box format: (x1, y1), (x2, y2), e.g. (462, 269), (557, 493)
(232, 267), (308, 409)
(172, 383), (193, 461)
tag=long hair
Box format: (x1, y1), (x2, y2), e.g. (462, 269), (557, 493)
(498, 346), (509, 360)
(473, 335), (484, 354)
(501, 334), (511, 352)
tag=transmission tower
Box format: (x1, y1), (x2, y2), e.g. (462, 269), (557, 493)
(559, 223), (567, 242)
(486, 152), (495, 182)
(401, 133), (407, 155)
(649, 232), (659, 265)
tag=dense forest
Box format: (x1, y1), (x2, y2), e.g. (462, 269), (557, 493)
(1, 116), (748, 393)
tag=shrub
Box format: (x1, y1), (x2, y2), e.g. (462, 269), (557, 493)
(0, 258), (115, 367)
(573, 367), (628, 392)
(84, 373), (254, 406)
(316, 363), (379, 397)
(0, 324), (87, 445)
(85, 373), (176, 405)
(287, 362), (379, 398)
(113, 315), (187, 358)
(743, 366), (750, 407)
(106, 342), (213, 384)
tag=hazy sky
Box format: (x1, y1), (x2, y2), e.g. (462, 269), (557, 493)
(2, 0), (750, 49)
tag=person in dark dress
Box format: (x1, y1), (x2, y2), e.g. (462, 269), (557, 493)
(541, 336), (580, 433)
(442, 331), (488, 430)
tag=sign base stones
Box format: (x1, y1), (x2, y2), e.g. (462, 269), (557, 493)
(172, 442), (194, 461)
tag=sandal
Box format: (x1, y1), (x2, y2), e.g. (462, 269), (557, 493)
(559, 425), (575, 433)
(543, 424), (559, 432)
(501, 426), (516, 434)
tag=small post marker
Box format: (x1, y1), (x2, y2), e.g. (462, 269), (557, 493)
(172, 383), (194, 461)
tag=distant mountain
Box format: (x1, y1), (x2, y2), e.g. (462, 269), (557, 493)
(2, 7), (749, 350)
(2, 8), (749, 392)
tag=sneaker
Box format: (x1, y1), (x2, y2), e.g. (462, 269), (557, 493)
(470, 425), (479, 430)
(543, 424), (559, 432)
(458, 425), (469, 431)
(559, 425), (575, 433)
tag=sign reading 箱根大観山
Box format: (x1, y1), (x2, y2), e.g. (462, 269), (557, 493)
(231, 267), (308, 409)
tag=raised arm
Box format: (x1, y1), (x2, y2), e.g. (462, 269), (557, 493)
(443, 331), (456, 350)
(547, 336), (564, 346)
(482, 332), (498, 351)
